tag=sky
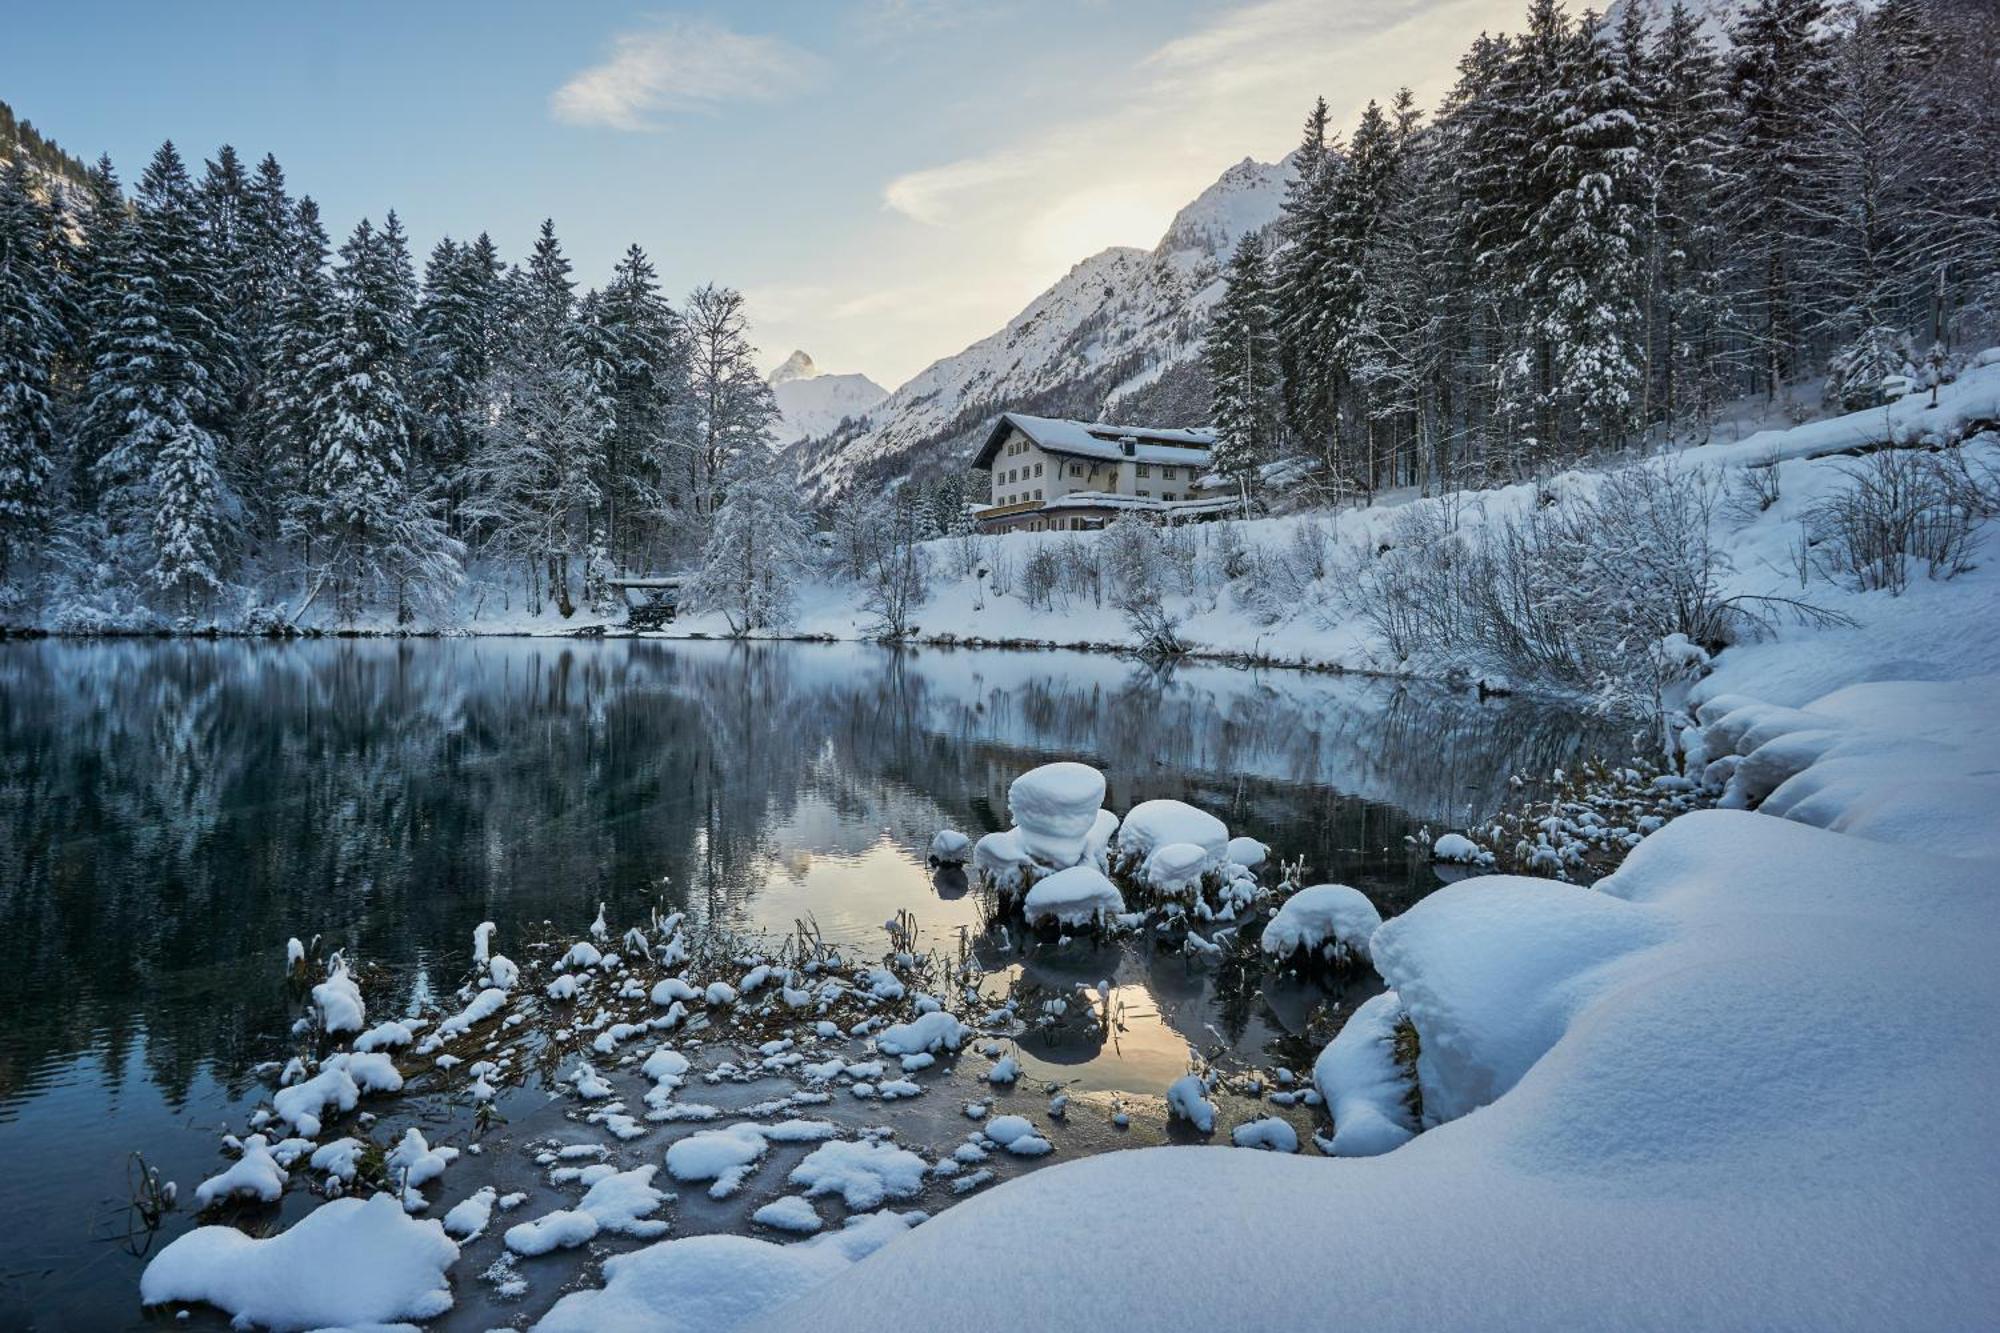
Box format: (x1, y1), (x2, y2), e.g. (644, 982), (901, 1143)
(3, 0), (1532, 390)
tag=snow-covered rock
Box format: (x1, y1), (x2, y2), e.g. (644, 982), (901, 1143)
(1142, 842), (1209, 899)
(1021, 864), (1125, 928)
(1165, 1074), (1216, 1134)
(1259, 884), (1382, 968)
(1431, 832), (1488, 864)
(928, 829), (970, 865)
(1117, 800), (1228, 875)
(1008, 761), (1108, 868)
(142, 1191), (458, 1329)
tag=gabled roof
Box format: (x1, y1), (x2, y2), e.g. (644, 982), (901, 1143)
(972, 412), (1216, 470)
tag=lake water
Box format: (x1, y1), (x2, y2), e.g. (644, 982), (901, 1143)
(0, 638), (1628, 1329)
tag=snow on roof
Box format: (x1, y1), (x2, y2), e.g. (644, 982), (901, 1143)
(974, 413), (1215, 470)
(1032, 492), (1241, 517)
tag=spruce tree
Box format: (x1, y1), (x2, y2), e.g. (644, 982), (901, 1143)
(0, 157), (62, 579)
(1204, 229), (1281, 505)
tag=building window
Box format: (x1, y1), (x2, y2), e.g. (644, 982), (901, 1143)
(1136, 464), (1151, 478)
(1164, 492), (1178, 501)
(1035, 462), (1043, 477)
(1034, 488), (1042, 500)
(1071, 464), (1085, 477)
(1161, 466), (1177, 481)
(1138, 489), (1151, 498)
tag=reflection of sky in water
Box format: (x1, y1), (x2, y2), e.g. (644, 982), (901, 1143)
(0, 637), (1620, 1329)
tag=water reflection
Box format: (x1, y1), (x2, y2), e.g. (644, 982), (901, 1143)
(0, 638), (1626, 1122)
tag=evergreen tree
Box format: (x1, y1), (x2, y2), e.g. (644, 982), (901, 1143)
(1728, 0), (1836, 397)
(594, 243), (691, 569)
(87, 142), (234, 614)
(0, 157), (63, 578)
(1204, 229), (1282, 504)
(412, 231), (501, 526)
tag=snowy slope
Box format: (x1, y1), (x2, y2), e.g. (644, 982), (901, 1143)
(794, 156), (1289, 500)
(767, 351), (888, 448)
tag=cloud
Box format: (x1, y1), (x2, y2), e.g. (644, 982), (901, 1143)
(551, 18), (820, 130)
(883, 150), (1037, 225)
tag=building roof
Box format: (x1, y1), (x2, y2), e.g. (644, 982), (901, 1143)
(972, 412), (1216, 471)
(976, 491), (1242, 525)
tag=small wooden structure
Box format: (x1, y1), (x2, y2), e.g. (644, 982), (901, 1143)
(605, 576), (683, 629)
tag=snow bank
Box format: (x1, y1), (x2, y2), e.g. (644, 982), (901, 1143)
(142, 1192), (457, 1330)
(771, 810), (2000, 1329)
(875, 1009), (969, 1056)
(1369, 876), (1669, 1124)
(665, 1125), (770, 1199)
(1021, 864), (1125, 928)
(1259, 883), (1381, 967)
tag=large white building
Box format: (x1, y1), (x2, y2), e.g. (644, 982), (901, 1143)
(970, 413), (1236, 533)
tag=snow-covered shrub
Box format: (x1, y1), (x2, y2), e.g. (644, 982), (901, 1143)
(1019, 545), (1063, 611)
(1825, 326), (1917, 412)
(1357, 503), (1476, 663)
(861, 529), (929, 639)
(1803, 446), (1986, 594)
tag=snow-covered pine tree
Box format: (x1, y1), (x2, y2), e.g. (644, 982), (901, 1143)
(287, 217), (415, 619)
(1529, 13), (1647, 447)
(1647, 0), (1737, 435)
(87, 142), (234, 616)
(687, 446), (811, 634)
(1727, 0), (1837, 398)
(465, 219), (609, 615)
(682, 283), (778, 527)
(411, 231), (501, 531)
(1204, 228), (1281, 508)
(1272, 97), (1343, 482)
(0, 156), (63, 580)
(594, 243), (691, 570)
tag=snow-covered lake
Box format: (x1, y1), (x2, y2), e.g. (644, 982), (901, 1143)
(0, 637), (1626, 1328)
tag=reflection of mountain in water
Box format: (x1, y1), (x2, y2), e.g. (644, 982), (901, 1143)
(0, 639), (1617, 1116)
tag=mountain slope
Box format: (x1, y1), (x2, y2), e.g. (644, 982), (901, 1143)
(795, 155), (1289, 499)
(767, 351), (889, 448)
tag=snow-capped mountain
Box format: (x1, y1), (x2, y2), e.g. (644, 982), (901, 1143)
(794, 155), (1291, 499)
(768, 351), (890, 448)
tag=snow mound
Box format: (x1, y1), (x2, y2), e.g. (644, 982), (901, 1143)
(1165, 1075), (1216, 1133)
(1311, 990), (1418, 1156)
(311, 959), (365, 1035)
(876, 1009), (969, 1056)
(1230, 1118), (1298, 1153)
(1259, 884), (1382, 967)
(788, 1139), (929, 1211)
(1431, 832), (1488, 864)
(973, 828), (1038, 890)
(752, 1195), (823, 1234)
(928, 829), (970, 864)
(1117, 800), (1227, 873)
(1226, 836), (1268, 868)
(1370, 876), (1670, 1124)
(1008, 761), (1107, 868)
(193, 1134), (287, 1208)
(1142, 842), (1209, 899)
(665, 1125), (770, 1200)
(1021, 864), (1125, 928)
(142, 1191), (457, 1330)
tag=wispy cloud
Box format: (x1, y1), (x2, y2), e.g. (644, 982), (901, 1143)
(551, 17), (821, 131)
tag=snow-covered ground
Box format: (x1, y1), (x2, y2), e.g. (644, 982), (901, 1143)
(668, 356), (2000, 694)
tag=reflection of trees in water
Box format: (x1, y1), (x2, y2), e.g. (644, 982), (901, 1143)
(0, 639), (1615, 1117)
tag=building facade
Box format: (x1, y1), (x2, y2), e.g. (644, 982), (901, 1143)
(970, 413), (1231, 533)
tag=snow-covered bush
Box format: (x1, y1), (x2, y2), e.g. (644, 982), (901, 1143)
(861, 529), (929, 639)
(687, 453), (813, 634)
(1802, 446), (1986, 593)
(1825, 326), (1917, 413)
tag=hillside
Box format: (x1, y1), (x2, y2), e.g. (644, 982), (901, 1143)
(0, 97), (90, 183)
(793, 155), (1289, 500)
